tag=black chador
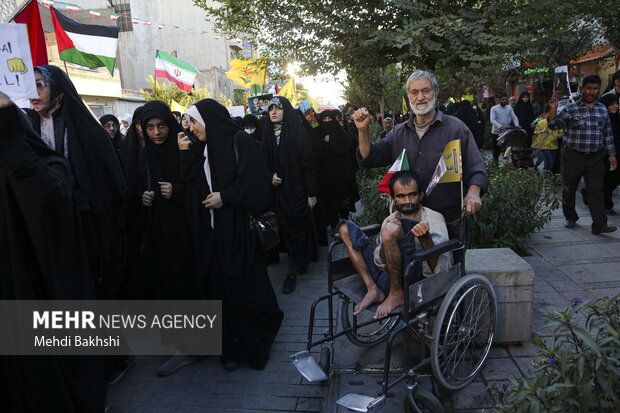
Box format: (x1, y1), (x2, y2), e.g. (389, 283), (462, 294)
(184, 99), (283, 370)
(26, 65), (127, 299)
(317, 110), (360, 227)
(261, 97), (319, 279)
(138, 101), (195, 302)
(0, 100), (105, 412)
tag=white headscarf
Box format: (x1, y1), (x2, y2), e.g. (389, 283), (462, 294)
(186, 105), (214, 228)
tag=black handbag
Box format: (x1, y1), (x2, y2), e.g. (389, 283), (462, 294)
(250, 211), (280, 251)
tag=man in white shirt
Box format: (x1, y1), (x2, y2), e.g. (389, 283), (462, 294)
(490, 93), (520, 164)
(337, 170), (451, 319)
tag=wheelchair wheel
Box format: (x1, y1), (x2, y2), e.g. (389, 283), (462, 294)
(431, 274), (496, 390)
(403, 388), (445, 413)
(340, 296), (400, 347)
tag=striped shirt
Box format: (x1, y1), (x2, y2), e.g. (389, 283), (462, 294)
(548, 100), (616, 155)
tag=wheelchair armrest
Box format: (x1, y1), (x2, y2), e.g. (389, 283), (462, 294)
(333, 223), (381, 241)
(413, 239), (461, 262)
(360, 223), (382, 237)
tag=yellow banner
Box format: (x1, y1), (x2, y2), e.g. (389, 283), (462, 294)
(170, 99), (187, 114)
(279, 78), (297, 106)
(438, 139), (462, 183)
(402, 96), (408, 115)
(225, 56), (268, 88)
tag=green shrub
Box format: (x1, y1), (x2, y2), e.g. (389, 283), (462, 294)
(353, 167), (389, 227)
(490, 294), (620, 413)
(470, 161), (562, 250)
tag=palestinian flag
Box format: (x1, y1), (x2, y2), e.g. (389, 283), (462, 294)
(377, 149), (410, 194)
(50, 7), (119, 75)
(155, 50), (200, 92)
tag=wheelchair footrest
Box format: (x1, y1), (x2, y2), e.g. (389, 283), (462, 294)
(289, 351), (328, 382)
(336, 393), (386, 412)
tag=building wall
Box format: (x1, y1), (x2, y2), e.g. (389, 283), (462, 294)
(118, 0), (250, 98)
(36, 1), (251, 100)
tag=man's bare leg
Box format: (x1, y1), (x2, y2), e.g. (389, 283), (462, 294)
(338, 223), (385, 316)
(375, 222), (405, 319)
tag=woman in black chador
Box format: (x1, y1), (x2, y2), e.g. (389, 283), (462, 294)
(183, 98), (283, 371)
(138, 101), (196, 375)
(261, 96), (319, 294)
(99, 113), (124, 151)
(317, 109), (360, 228)
(26, 64), (127, 301)
(0, 93), (105, 412)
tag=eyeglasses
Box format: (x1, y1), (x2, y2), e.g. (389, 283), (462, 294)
(35, 80), (49, 92)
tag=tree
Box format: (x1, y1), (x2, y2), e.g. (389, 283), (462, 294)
(343, 65), (404, 115)
(194, 0), (530, 79)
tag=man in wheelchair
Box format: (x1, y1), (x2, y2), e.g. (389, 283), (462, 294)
(337, 170), (451, 320)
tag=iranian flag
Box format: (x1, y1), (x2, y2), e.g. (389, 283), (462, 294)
(65, 4), (79, 12)
(110, 14), (120, 21)
(155, 50), (200, 92)
(377, 149), (410, 194)
(50, 7), (119, 75)
(89, 10), (101, 17)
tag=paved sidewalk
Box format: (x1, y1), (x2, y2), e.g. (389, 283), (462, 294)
(108, 189), (619, 412)
(327, 189), (620, 412)
(107, 255), (332, 413)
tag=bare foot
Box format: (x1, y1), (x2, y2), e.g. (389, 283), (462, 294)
(374, 292), (404, 319)
(353, 286), (385, 316)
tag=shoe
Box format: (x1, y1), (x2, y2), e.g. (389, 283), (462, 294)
(219, 355), (241, 372)
(592, 225), (617, 235)
(282, 272), (297, 294)
(156, 352), (197, 376)
(607, 209), (617, 216)
(564, 220), (576, 229)
(108, 355), (135, 386)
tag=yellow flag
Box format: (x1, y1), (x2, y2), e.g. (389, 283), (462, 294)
(438, 139), (462, 183)
(279, 78), (297, 106)
(170, 99), (187, 114)
(225, 56), (268, 88)
(402, 96), (408, 115)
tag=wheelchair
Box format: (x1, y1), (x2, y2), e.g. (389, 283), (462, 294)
(290, 211), (497, 412)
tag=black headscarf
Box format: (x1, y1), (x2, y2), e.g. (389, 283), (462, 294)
(140, 100), (183, 188)
(29, 65), (127, 297)
(99, 113), (124, 151)
(242, 114), (262, 141)
(514, 91), (535, 132)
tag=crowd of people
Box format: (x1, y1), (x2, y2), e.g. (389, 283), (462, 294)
(1, 61), (619, 412)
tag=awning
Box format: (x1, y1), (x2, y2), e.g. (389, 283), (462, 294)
(569, 44), (614, 65)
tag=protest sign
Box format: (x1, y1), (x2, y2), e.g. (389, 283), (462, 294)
(0, 24), (38, 101)
(248, 93), (273, 115)
(226, 105), (245, 118)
